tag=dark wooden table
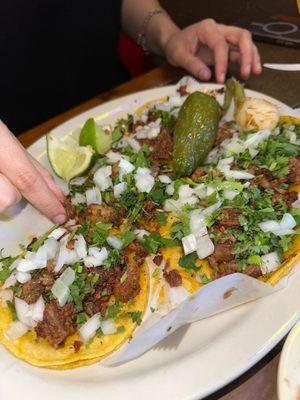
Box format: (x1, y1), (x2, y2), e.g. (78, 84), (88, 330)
(18, 41), (299, 400)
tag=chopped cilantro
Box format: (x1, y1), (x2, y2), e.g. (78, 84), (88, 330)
(80, 222), (112, 247)
(198, 274), (212, 284)
(179, 252), (200, 271)
(143, 233), (178, 253)
(117, 325), (125, 334)
(156, 211), (168, 226)
(7, 300), (18, 321)
(103, 249), (121, 269)
(28, 224), (59, 252)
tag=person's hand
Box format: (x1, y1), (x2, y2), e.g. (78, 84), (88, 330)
(163, 19), (262, 83)
(0, 120), (66, 223)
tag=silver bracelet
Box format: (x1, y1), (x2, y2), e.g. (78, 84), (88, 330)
(137, 9), (165, 55)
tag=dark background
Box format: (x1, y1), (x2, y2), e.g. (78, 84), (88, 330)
(160, 0), (299, 26)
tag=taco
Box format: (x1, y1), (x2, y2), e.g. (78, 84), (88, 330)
(0, 78), (299, 369)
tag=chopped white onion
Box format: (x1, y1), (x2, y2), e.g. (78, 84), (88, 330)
(114, 182), (127, 198)
(31, 296), (45, 322)
(0, 289), (13, 306)
(93, 166), (112, 191)
(217, 158), (254, 180)
(49, 227), (67, 240)
(258, 213), (296, 236)
(281, 213), (297, 230)
(164, 197), (198, 212)
(100, 318), (117, 335)
(3, 273), (17, 289)
(51, 269), (75, 307)
(202, 201), (222, 216)
(106, 150), (129, 164)
(182, 234), (198, 255)
(4, 321), (29, 341)
(83, 256), (102, 268)
(16, 259), (38, 273)
(118, 136), (141, 152)
(158, 175), (171, 184)
(54, 246), (80, 273)
(43, 238), (59, 260)
(260, 252), (280, 274)
(14, 298), (33, 326)
(86, 187), (102, 205)
(225, 170), (255, 180)
(178, 185), (194, 199)
(206, 186), (216, 196)
(33, 246), (47, 269)
(79, 313), (101, 342)
(134, 229), (150, 240)
(166, 182), (175, 196)
(119, 159), (135, 177)
(16, 271), (31, 284)
(196, 234), (215, 259)
(107, 235), (123, 250)
(189, 210), (207, 237)
(194, 183), (207, 199)
(71, 192), (86, 206)
(135, 168), (155, 193)
(74, 234), (87, 259)
(87, 247), (108, 266)
(223, 189), (239, 200)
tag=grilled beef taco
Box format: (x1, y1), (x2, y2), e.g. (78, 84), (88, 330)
(0, 79), (299, 369)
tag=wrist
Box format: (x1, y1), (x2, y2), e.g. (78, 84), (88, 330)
(145, 12), (179, 56)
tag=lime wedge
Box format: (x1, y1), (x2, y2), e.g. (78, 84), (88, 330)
(79, 118), (112, 155)
(47, 133), (95, 181)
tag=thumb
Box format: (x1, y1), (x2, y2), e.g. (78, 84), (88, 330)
(174, 51), (212, 81)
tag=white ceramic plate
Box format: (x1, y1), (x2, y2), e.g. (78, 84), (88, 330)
(278, 321), (300, 400)
(0, 84), (298, 400)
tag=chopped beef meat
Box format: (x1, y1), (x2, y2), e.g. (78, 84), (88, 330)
(208, 241), (235, 265)
(83, 204), (123, 227)
(287, 157), (300, 185)
(111, 161), (120, 178)
(144, 199), (156, 213)
(150, 128), (173, 162)
(177, 85), (189, 96)
(83, 264), (122, 317)
(153, 254), (163, 266)
(272, 190), (298, 207)
(114, 262), (141, 303)
(127, 242), (148, 266)
(73, 340), (83, 353)
(215, 123), (234, 145)
(35, 300), (76, 348)
(20, 278), (45, 304)
(190, 167), (206, 181)
(63, 196), (75, 220)
(46, 260), (56, 274)
(243, 263), (262, 278)
(147, 111), (159, 123)
(213, 261), (262, 279)
(139, 127), (173, 163)
(218, 208), (241, 228)
(114, 242), (147, 303)
(39, 272), (55, 288)
(164, 269), (182, 287)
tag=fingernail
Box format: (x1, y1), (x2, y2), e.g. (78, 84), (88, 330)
(245, 64), (251, 75)
(219, 72), (225, 83)
(53, 213), (66, 224)
(199, 68), (210, 80)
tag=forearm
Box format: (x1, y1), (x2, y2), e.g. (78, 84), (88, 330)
(121, 0), (179, 55)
